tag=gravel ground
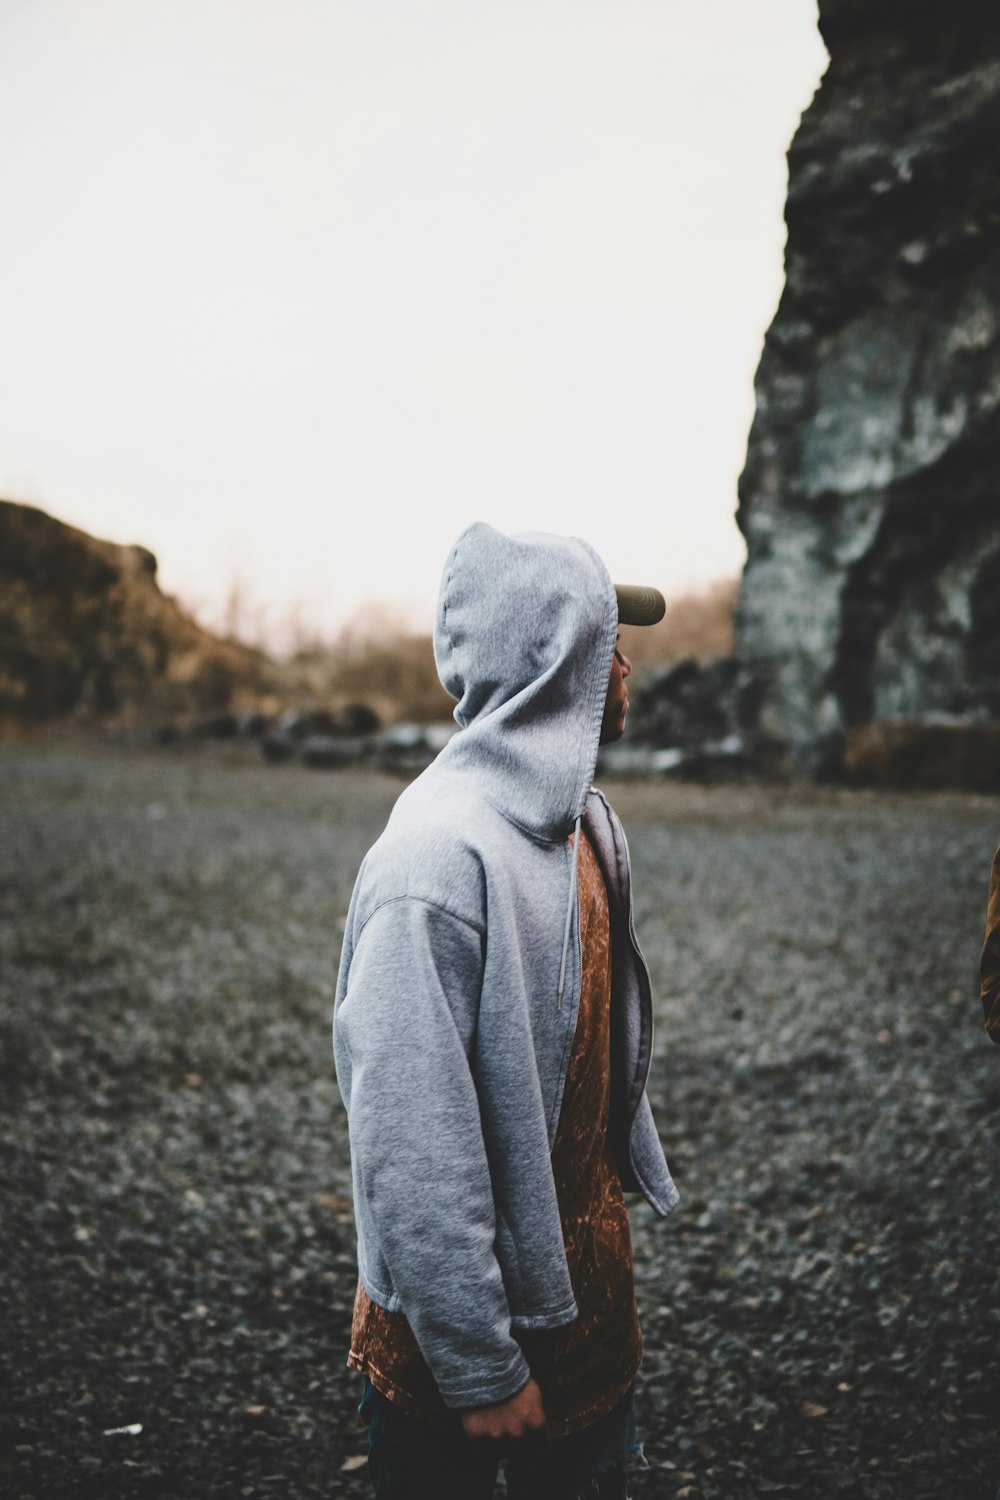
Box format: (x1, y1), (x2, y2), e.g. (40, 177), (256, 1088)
(1, 737), (998, 1500)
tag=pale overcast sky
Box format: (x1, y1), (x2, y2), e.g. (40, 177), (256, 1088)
(0, 0), (826, 641)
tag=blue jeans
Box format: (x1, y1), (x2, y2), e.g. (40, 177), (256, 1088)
(357, 1378), (642, 1499)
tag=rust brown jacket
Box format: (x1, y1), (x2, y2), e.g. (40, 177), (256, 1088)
(981, 844), (1000, 1042)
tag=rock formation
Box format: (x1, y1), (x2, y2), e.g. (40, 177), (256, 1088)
(736, 0), (1000, 774)
(0, 501), (280, 724)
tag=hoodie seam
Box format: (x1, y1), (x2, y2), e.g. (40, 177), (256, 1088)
(481, 790), (567, 846)
(437, 536), (461, 717)
(546, 838), (580, 1138)
(571, 536), (619, 825)
(356, 893), (485, 941)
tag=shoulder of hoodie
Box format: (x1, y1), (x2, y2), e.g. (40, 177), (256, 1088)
(350, 765), (523, 935)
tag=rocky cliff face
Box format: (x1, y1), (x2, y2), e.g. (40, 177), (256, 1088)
(736, 1), (1000, 772)
(0, 501), (280, 724)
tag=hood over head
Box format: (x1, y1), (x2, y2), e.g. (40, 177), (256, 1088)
(433, 522), (618, 842)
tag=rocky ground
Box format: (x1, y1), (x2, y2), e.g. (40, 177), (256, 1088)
(1, 737), (998, 1500)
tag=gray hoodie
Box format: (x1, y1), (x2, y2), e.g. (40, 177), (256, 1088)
(333, 523), (678, 1412)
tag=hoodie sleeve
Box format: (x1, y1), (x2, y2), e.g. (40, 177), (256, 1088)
(981, 845), (1000, 1044)
(334, 895), (532, 1409)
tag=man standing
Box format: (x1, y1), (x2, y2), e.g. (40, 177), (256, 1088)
(333, 523), (679, 1497)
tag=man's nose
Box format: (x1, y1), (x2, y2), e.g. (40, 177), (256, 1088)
(619, 649), (632, 679)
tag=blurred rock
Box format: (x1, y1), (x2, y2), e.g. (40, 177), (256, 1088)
(261, 731), (298, 764)
(274, 708), (340, 739)
(629, 659), (763, 750)
(376, 722), (427, 753)
(370, 722), (457, 776)
(333, 702), (381, 736)
(189, 713), (240, 739)
(598, 737), (753, 783)
(257, 719), (456, 772)
(736, 3), (1000, 772)
(235, 710), (274, 737)
(422, 723), (458, 753)
(617, 658), (769, 779)
(0, 500), (280, 725)
(301, 735), (370, 770)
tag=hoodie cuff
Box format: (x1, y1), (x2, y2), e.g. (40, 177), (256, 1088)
(438, 1345), (532, 1412)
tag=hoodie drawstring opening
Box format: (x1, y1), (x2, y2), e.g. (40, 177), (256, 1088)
(557, 814), (582, 1011)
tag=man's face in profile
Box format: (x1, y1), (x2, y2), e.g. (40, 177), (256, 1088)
(599, 636), (631, 744)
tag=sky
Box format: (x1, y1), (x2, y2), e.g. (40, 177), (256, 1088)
(0, 0), (827, 644)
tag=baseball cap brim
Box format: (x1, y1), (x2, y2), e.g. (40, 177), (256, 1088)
(615, 583), (666, 627)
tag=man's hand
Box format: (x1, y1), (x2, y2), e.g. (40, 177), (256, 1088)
(461, 1377), (546, 1440)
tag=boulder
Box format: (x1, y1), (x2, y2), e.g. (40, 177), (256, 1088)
(301, 735), (370, 770)
(333, 702), (381, 736)
(260, 731), (298, 765)
(736, 2), (1000, 772)
(0, 500), (280, 725)
(627, 658), (762, 753)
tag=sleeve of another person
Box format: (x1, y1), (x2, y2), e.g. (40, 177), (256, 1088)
(981, 845), (1000, 1043)
(334, 896), (532, 1408)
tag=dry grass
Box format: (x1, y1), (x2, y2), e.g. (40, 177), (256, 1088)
(619, 577), (737, 672)
(288, 608), (454, 725)
(200, 578), (739, 726)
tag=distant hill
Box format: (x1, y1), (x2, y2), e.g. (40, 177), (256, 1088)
(0, 501), (281, 726)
